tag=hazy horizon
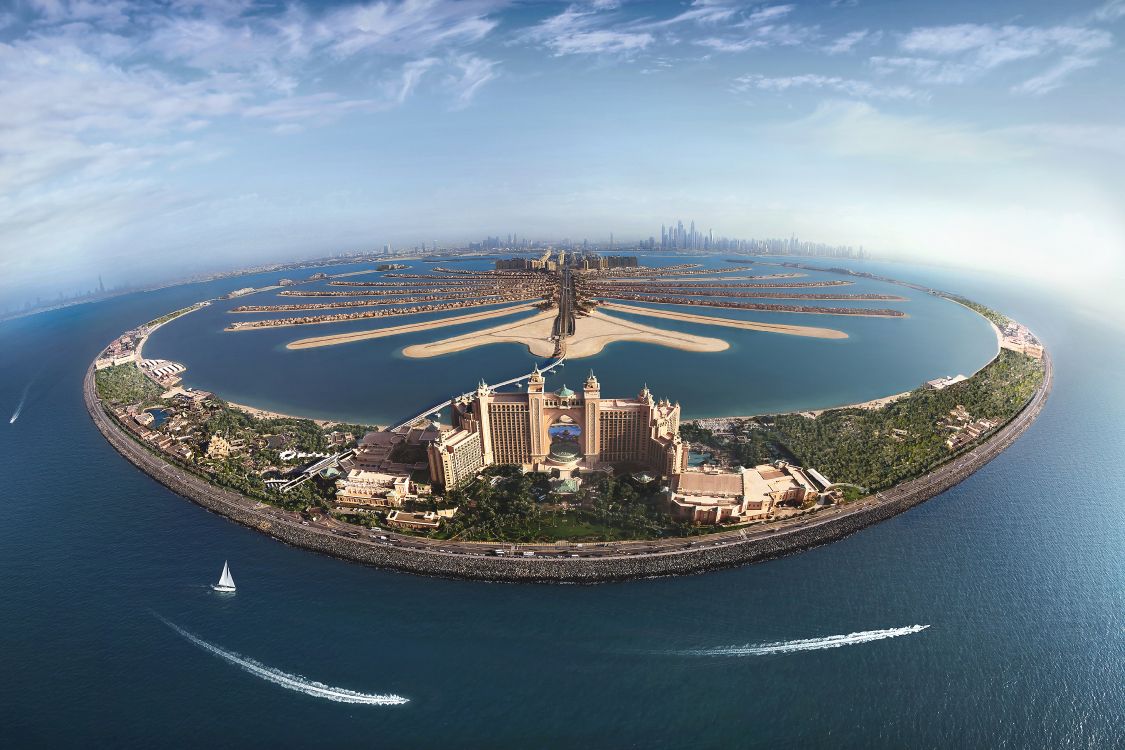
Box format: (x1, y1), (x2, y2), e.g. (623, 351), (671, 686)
(2, 0), (1123, 308)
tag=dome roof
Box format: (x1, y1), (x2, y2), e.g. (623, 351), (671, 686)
(557, 384), (575, 398)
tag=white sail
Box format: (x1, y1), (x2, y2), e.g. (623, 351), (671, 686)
(213, 561), (236, 592)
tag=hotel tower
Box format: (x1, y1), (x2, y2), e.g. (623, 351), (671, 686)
(428, 368), (685, 488)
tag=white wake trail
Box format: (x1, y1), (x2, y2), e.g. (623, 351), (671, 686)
(672, 625), (930, 657)
(157, 615), (408, 705)
(9, 384), (28, 424)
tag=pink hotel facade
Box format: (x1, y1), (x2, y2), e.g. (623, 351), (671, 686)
(428, 368), (685, 488)
(427, 368), (834, 524)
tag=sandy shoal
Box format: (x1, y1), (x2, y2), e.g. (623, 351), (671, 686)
(402, 309), (729, 359)
(285, 304), (538, 350)
(600, 302), (848, 339)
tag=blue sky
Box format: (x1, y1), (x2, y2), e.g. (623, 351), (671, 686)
(1, 0), (1123, 307)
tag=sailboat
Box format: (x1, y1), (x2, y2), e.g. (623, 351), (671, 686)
(211, 561), (236, 593)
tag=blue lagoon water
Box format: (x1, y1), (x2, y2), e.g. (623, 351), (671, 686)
(141, 257), (997, 424)
(1, 260), (1122, 747)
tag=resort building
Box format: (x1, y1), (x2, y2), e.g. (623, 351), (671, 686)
(428, 369), (685, 488)
(206, 433), (233, 459)
(925, 374), (968, 390)
(334, 430), (422, 509)
(668, 462), (826, 524)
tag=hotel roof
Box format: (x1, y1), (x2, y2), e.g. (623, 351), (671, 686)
(676, 471), (744, 498)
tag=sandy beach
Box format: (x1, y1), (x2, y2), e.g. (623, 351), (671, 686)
(599, 302), (849, 339)
(403, 309), (730, 359)
(403, 310), (559, 357)
(285, 304), (538, 349)
(225, 400), (339, 427)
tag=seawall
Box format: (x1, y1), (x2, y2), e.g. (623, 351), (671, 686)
(84, 351), (1052, 584)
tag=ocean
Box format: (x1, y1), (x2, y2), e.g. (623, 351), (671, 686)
(0, 259), (1121, 747)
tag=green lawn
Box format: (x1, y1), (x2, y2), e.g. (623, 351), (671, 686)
(95, 364), (164, 406)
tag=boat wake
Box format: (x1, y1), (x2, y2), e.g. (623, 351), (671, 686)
(669, 625), (930, 657)
(155, 615), (408, 705)
(9, 383), (29, 424)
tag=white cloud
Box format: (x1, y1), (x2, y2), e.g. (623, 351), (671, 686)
(885, 22), (1112, 92)
(825, 28), (878, 54)
(781, 100), (1023, 162)
(698, 37), (766, 53)
(0, 0), (508, 193)
(394, 56), (441, 103)
(649, 0), (752, 28)
(319, 0), (501, 58)
(445, 54), (499, 108)
(523, 5), (653, 57)
(742, 4), (796, 26)
(869, 55), (969, 84)
(1090, 0), (1125, 22)
(1012, 54), (1099, 95)
(900, 23), (1110, 64)
(733, 73), (921, 100)
(688, 3), (814, 52)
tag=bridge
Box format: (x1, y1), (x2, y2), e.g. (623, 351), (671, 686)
(390, 356), (566, 433)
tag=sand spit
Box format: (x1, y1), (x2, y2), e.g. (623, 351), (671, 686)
(403, 309), (730, 359)
(285, 304), (538, 350)
(403, 311), (559, 358)
(565, 311), (729, 358)
(600, 302), (849, 339)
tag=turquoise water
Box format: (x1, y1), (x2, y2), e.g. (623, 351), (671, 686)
(1, 260), (1122, 747)
(142, 256), (997, 424)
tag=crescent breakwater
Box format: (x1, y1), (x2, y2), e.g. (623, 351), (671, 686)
(84, 346), (1051, 583)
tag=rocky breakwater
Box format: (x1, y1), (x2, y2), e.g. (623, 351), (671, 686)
(85, 345), (1051, 583)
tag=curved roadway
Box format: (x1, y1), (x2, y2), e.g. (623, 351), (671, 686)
(85, 346), (1052, 582)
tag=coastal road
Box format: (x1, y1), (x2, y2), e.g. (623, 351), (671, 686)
(298, 350), (1052, 562)
(87, 344), (1052, 581)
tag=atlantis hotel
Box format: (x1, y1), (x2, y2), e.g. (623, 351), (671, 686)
(428, 368), (685, 488)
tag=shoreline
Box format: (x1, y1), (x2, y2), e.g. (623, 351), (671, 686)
(224, 401), (341, 428)
(285, 304), (538, 349)
(228, 298), (540, 331)
(83, 349), (1052, 584)
(600, 302), (848, 339)
(401, 309), (731, 359)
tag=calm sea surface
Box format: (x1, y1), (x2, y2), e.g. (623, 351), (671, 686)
(1, 259), (1121, 747)
(139, 256), (997, 424)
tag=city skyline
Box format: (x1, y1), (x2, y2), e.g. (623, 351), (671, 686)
(1, 223), (874, 317)
(2, 0), (1124, 308)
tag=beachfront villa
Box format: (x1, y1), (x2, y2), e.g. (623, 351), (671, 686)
(334, 430), (423, 509)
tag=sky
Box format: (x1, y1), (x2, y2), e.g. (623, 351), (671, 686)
(1, 0), (1124, 308)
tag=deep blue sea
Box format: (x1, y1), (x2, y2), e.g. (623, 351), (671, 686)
(1, 258), (1122, 748)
